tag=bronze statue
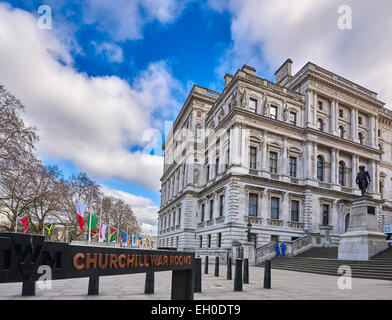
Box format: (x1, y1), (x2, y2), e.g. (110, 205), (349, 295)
(356, 165), (371, 196)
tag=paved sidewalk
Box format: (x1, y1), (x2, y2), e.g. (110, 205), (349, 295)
(0, 266), (391, 300)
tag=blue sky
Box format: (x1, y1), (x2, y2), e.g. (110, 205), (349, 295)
(1, 0), (391, 233)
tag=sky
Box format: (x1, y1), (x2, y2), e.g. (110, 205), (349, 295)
(1, 0), (392, 235)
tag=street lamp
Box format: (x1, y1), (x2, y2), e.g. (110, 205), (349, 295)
(247, 222), (252, 242)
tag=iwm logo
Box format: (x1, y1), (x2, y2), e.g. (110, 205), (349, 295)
(0, 233), (60, 290)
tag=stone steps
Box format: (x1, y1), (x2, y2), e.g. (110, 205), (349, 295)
(258, 247), (392, 281)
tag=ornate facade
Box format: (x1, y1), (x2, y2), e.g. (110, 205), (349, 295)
(157, 59), (392, 255)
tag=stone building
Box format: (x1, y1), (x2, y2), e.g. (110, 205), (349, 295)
(157, 59), (392, 259)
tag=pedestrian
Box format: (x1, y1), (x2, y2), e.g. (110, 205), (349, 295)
(281, 241), (286, 257)
(275, 241), (280, 256)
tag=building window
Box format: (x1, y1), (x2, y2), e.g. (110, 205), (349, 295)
(206, 165), (210, 181)
(176, 236), (179, 247)
(289, 111), (297, 125)
(317, 119), (324, 131)
(271, 197), (280, 219)
(322, 204), (329, 225)
(219, 195), (224, 217)
(291, 200), (299, 222)
(217, 233), (222, 248)
(317, 156), (324, 181)
(249, 98), (257, 113)
(358, 116), (362, 125)
(248, 193), (258, 217)
(208, 234), (211, 248)
(199, 236), (202, 248)
(358, 132), (364, 144)
(269, 152), (278, 173)
(318, 101), (323, 111)
(249, 146), (257, 169)
(201, 204), (205, 222)
(270, 105), (278, 119)
(378, 129), (381, 137)
(338, 126), (344, 138)
(339, 109), (344, 118)
(289, 156), (297, 178)
(209, 200), (214, 220)
(178, 208), (181, 225)
(215, 157), (219, 176)
(339, 161), (345, 186)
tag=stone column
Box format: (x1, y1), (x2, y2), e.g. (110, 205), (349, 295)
(282, 193), (290, 224)
(313, 142), (318, 180)
(261, 130), (269, 178)
(369, 114), (376, 148)
(331, 148), (336, 185)
(231, 124), (240, 166)
(260, 190), (269, 226)
(305, 89), (313, 128)
(306, 142), (312, 180)
(282, 136), (288, 179)
(351, 155), (357, 188)
(303, 190), (313, 232)
(330, 99), (336, 135)
(313, 91), (318, 126)
(369, 160), (376, 193)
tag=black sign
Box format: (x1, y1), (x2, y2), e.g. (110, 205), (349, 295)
(0, 233), (195, 299)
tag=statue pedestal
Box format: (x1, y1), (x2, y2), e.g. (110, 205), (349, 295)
(338, 196), (387, 261)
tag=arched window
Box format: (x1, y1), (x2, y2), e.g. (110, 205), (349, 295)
(338, 126), (344, 138)
(338, 161), (345, 186)
(317, 156), (324, 181)
(358, 132), (364, 144)
(317, 119), (324, 131)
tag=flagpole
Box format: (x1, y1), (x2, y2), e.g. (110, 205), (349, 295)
(15, 213), (18, 233)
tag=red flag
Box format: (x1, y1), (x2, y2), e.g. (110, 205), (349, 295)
(20, 216), (29, 233)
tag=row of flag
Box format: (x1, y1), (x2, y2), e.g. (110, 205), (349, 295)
(16, 199), (154, 249)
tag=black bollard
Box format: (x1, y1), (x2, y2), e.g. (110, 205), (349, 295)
(264, 259), (271, 289)
(88, 275), (99, 295)
(243, 258), (249, 284)
(227, 257), (232, 280)
(194, 258), (202, 293)
(215, 256), (219, 277)
(22, 280), (36, 296)
(144, 272), (154, 294)
(204, 256), (209, 274)
(234, 259), (242, 291)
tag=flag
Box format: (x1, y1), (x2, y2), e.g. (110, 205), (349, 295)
(99, 223), (107, 242)
(75, 199), (87, 231)
(109, 227), (116, 242)
(121, 231), (127, 243)
(87, 213), (98, 236)
(45, 224), (53, 235)
(69, 229), (75, 240)
(139, 235), (143, 247)
(20, 216), (29, 234)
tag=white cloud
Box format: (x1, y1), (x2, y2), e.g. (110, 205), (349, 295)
(91, 41), (124, 63)
(0, 3), (182, 191)
(82, 0), (190, 41)
(100, 185), (159, 235)
(210, 0), (392, 106)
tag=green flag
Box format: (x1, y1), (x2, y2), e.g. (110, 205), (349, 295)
(45, 224), (53, 235)
(88, 213), (98, 236)
(109, 227), (116, 242)
(69, 229), (75, 240)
